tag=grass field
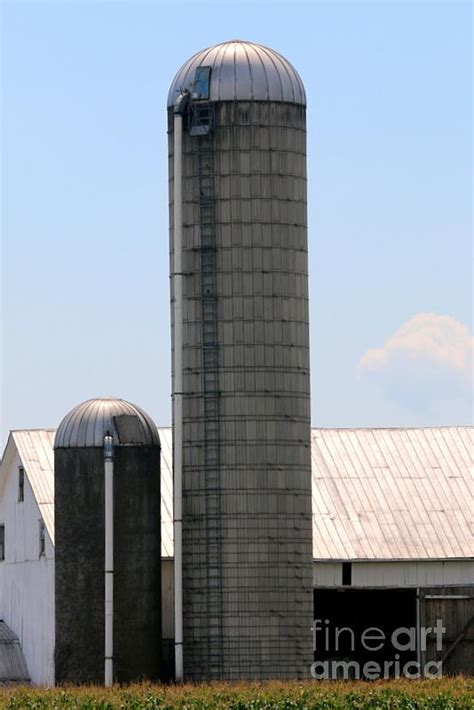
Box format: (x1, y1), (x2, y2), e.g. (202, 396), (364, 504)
(1, 679), (473, 710)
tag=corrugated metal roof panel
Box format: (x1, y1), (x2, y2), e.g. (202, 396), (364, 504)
(7, 426), (473, 562)
(158, 427), (174, 558)
(0, 623), (30, 682)
(11, 427), (173, 558)
(0, 624), (18, 644)
(12, 430), (56, 543)
(311, 427), (474, 560)
(158, 426), (472, 560)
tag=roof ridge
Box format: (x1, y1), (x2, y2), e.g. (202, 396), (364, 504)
(9, 425), (473, 435)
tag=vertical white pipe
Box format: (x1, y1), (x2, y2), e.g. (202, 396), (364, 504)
(104, 435), (114, 686)
(173, 109), (184, 682)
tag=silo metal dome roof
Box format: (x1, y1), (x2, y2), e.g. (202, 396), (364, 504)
(167, 39), (306, 107)
(54, 397), (160, 448)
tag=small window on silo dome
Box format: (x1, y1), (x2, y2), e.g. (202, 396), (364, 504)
(0, 525), (5, 561)
(113, 414), (143, 444)
(18, 467), (25, 502)
(192, 66), (211, 100)
(39, 519), (46, 557)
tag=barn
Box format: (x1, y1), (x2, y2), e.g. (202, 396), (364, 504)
(309, 427), (473, 679)
(0, 425), (472, 684)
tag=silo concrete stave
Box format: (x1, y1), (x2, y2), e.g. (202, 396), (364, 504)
(54, 398), (162, 684)
(169, 41), (313, 680)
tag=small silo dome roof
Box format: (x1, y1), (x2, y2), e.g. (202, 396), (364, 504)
(54, 397), (160, 448)
(167, 39), (306, 107)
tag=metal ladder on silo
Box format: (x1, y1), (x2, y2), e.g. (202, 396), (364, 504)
(194, 103), (223, 679)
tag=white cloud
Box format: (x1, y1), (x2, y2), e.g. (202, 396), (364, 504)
(358, 313), (473, 421)
(359, 313), (473, 380)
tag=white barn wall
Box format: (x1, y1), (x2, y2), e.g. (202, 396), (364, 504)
(0, 443), (54, 686)
(313, 560), (474, 588)
(352, 560), (474, 587)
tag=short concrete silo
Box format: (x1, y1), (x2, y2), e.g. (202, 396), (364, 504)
(54, 397), (161, 684)
(169, 40), (313, 680)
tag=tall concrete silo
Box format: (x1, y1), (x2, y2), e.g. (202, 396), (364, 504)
(54, 397), (161, 684)
(168, 40), (313, 681)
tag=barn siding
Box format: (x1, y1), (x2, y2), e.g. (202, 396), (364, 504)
(421, 586), (474, 676)
(313, 561), (474, 588)
(0, 444), (54, 686)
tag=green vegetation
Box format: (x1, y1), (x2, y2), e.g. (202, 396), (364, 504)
(1, 679), (473, 710)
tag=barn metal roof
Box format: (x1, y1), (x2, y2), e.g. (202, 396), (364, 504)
(8, 427), (170, 554)
(311, 427), (473, 561)
(6, 426), (473, 561)
(11, 429), (56, 544)
(158, 427), (174, 558)
(54, 398), (160, 449)
(0, 622), (30, 683)
(158, 426), (474, 561)
(168, 40), (306, 107)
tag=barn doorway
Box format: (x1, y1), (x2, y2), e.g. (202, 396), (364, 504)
(313, 588), (417, 679)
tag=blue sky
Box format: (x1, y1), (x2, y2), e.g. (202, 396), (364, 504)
(1, 1), (472, 446)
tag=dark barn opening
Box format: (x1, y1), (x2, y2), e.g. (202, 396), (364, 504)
(313, 588), (417, 679)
